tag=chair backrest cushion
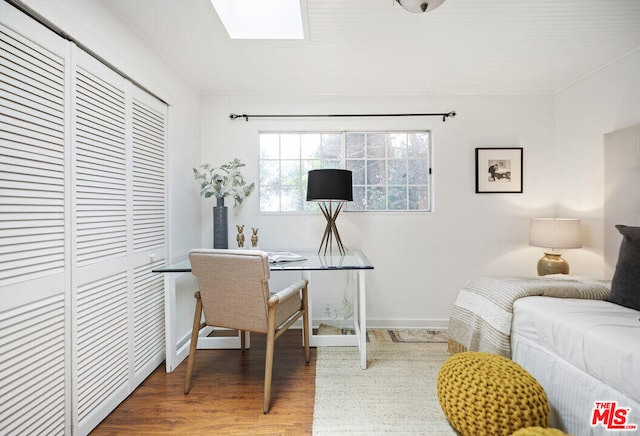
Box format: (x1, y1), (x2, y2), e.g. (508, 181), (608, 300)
(189, 249), (271, 333)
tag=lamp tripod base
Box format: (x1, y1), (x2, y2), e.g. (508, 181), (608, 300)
(537, 251), (569, 276)
(317, 201), (346, 256)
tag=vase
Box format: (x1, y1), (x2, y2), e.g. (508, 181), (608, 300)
(213, 197), (228, 248)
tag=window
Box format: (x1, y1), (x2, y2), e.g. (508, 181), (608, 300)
(258, 131), (431, 212)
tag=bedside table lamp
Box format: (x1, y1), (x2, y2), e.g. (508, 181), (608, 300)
(306, 169), (353, 255)
(529, 218), (583, 276)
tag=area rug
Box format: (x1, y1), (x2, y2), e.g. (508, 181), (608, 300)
(316, 324), (450, 344)
(313, 328), (456, 435)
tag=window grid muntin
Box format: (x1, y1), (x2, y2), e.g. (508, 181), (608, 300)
(258, 131), (430, 212)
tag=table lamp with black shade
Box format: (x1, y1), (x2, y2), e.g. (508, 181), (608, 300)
(306, 169), (353, 255)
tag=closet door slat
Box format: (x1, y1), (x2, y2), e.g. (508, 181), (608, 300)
(74, 67), (127, 266)
(0, 295), (65, 436)
(75, 272), (129, 424)
(0, 23), (65, 289)
(132, 99), (166, 252)
(133, 262), (165, 374)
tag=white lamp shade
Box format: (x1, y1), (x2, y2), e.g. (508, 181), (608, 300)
(529, 218), (583, 250)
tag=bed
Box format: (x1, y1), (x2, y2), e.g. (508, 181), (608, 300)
(447, 123), (640, 435)
(511, 296), (639, 434)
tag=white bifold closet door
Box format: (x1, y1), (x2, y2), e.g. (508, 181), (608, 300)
(0, 7), (69, 435)
(71, 49), (167, 434)
(0, 3), (168, 435)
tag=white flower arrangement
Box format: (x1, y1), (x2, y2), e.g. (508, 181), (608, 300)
(193, 158), (255, 206)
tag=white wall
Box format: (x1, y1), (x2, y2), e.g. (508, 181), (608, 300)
(23, 0), (640, 327)
(555, 49), (640, 278)
(200, 94), (556, 326)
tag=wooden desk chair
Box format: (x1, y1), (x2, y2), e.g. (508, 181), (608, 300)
(185, 249), (310, 413)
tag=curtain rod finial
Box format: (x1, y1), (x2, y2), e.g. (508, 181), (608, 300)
(443, 111), (456, 121)
(229, 113), (249, 121)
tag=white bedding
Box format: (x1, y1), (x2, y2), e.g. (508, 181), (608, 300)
(512, 296), (640, 435)
(448, 276), (610, 357)
(512, 296), (640, 404)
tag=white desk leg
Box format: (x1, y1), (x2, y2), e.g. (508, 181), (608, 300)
(164, 271), (194, 372)
(303, 270), (312, 347)
(163, 272), (180, 372)
(357, 270), (367, 369)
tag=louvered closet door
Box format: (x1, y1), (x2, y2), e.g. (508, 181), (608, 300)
(0, 4), (69, 435)
(130, 89), (166, 384)
(72, 51), (130, 434)
(72, 49), (167, 435)
(1, 4), (168, 434)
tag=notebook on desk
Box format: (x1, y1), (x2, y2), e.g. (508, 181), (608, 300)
(267, 252), (306, 263)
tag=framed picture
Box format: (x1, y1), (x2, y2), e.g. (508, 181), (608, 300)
(475, 147), (523, 193)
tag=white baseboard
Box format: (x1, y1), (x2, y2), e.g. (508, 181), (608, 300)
(304, 318), (450, 330)
(184, 319), (450, 337)
(365, 319), (450, 329)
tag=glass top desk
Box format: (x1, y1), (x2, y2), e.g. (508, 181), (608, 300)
(153, 248), (373, 372)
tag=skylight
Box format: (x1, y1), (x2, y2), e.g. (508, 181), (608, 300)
(210, 0), (305, 40)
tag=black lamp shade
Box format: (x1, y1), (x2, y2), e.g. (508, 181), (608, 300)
(306, 169), (353, 202)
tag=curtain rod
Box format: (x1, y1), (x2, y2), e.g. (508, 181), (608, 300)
(229, 111), (456, 122)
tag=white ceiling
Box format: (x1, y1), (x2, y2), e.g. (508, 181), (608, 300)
(102, 0), (640, 96)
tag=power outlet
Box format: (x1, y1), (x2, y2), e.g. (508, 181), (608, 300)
(324, 301), (332, 318)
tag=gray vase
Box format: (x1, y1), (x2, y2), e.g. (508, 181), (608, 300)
(213, 197), (228, 248)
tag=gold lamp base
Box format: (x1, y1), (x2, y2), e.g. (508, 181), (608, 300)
(537, 251), (569, 276)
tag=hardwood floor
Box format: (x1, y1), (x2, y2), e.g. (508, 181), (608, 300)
(91, 329), (316, 435)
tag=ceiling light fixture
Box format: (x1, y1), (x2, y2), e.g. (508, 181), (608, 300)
(395, 0), (447, 13)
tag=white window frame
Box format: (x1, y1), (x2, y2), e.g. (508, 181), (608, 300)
(258, 130), (432, 213)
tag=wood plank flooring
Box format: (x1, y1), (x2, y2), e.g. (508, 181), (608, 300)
(91, 329), (316, 435)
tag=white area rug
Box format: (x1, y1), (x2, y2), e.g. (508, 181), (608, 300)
(312, 335), (457, 435)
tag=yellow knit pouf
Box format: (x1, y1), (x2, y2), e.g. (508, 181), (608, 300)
(437, 352), (550, 436)
(512, 427), (568, 436)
